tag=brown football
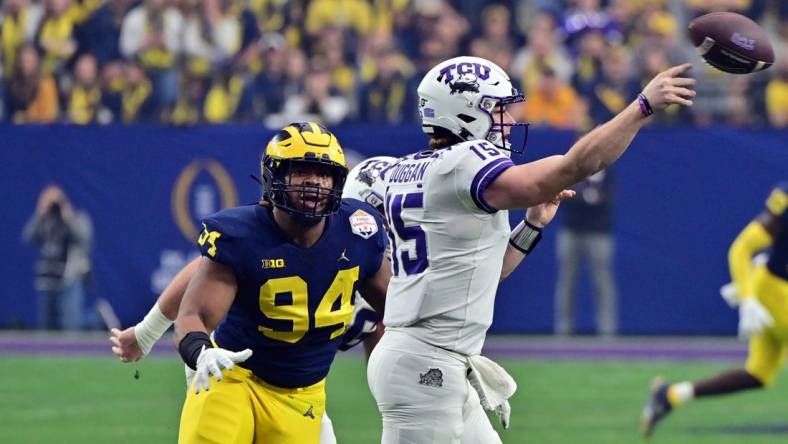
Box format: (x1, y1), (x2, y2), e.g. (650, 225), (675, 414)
(688, 12), (774, 74)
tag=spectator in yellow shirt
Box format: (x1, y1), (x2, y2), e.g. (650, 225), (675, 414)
(7, 45), (59, 123)
(521, 66), (584, 130)
(66, 54), (103, 124)
(35, 0), (78, 76)
(2, 0), (44, 78)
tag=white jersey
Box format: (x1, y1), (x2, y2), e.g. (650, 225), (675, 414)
(381, 140), (514, 355)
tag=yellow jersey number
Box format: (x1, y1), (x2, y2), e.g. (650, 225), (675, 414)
(257, 267), (360, 343)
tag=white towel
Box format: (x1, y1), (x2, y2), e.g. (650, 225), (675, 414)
(467, 355), (517, 429)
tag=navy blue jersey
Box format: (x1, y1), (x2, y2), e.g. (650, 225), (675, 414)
(197, 199), (387, 388)
(765, 183), (788, 280)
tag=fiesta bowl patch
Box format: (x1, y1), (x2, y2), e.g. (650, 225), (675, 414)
(349, 209), (378, 239)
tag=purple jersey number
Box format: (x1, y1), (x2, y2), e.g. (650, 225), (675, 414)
(385, 192), (428, 276)
(470, 143), (501, 160)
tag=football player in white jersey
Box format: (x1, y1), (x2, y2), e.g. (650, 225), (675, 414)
(366, 56), (696, 443)
(109, 156), (398, 444)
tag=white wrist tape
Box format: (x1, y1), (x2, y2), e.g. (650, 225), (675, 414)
(509, 220), (543, 254)
(134, 302), (173, 356)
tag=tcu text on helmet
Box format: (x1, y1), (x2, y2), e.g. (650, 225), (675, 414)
(436, 62), (491, 84)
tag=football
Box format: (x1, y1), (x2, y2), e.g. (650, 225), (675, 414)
(688, 12), (774, 74)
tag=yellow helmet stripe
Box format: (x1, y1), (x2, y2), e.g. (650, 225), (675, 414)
(265, 122), (346, 167)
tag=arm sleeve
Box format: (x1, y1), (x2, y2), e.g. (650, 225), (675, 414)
(729, 222), (773, 298)
(449, 142), (514, 213)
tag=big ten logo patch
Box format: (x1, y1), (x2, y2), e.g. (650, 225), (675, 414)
(261, 258), (286, 269)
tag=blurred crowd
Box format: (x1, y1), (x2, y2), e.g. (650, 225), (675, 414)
(2, 0), (788, 128)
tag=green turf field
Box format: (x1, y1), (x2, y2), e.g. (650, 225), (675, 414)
(1, 355), (786, 444)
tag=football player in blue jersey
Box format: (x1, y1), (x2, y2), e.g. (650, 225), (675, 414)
(111, 154), (398, 444)
(642, 183), (788, 438)
(175, 122), (390, 444)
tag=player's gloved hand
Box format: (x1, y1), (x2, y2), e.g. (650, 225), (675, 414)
(193, 346), (252, 394)
(185, 364), (197, 388)
(338, 297), (382, 351)
(720, 283), (740, 308)
(495, 400), (511, 429)
(738, 297), (774, 341)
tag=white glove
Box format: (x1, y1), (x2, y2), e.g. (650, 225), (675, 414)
(193, 346), (252, 394)
(185, 364), (196, 389)
(720, 283), (739, 308)
(738, 297), (774, 341)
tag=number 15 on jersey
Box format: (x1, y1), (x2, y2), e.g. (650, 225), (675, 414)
(386, 192), (429, 277)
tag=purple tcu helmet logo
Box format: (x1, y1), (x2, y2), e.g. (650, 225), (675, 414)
(437, 62), (491, 85)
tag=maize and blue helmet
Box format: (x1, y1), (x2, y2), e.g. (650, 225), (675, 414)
(262, 122), (348, 223)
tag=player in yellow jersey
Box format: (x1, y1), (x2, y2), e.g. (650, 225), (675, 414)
(642, 182), (788, 438)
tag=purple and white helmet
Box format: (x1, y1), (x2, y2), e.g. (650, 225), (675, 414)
(417, 56), (529, 153)
(343, 156), (398, 213)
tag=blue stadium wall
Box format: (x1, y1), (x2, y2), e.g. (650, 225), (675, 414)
(1, 124), (785, 335)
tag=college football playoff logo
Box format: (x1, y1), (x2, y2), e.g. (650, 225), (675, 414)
(349, 209), (378, 239)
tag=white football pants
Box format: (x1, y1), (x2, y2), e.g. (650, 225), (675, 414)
(368, 329), (501, 444)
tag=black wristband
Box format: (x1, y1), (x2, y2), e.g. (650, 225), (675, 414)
(637, 93), (654, 117)
(509, 220), (543, 254)
(178, 331), (213, 370)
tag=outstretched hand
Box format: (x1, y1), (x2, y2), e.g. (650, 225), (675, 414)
(641, 63), (697, 110)
(110, 327), (143, 362)
(525, 189), (575, 228)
